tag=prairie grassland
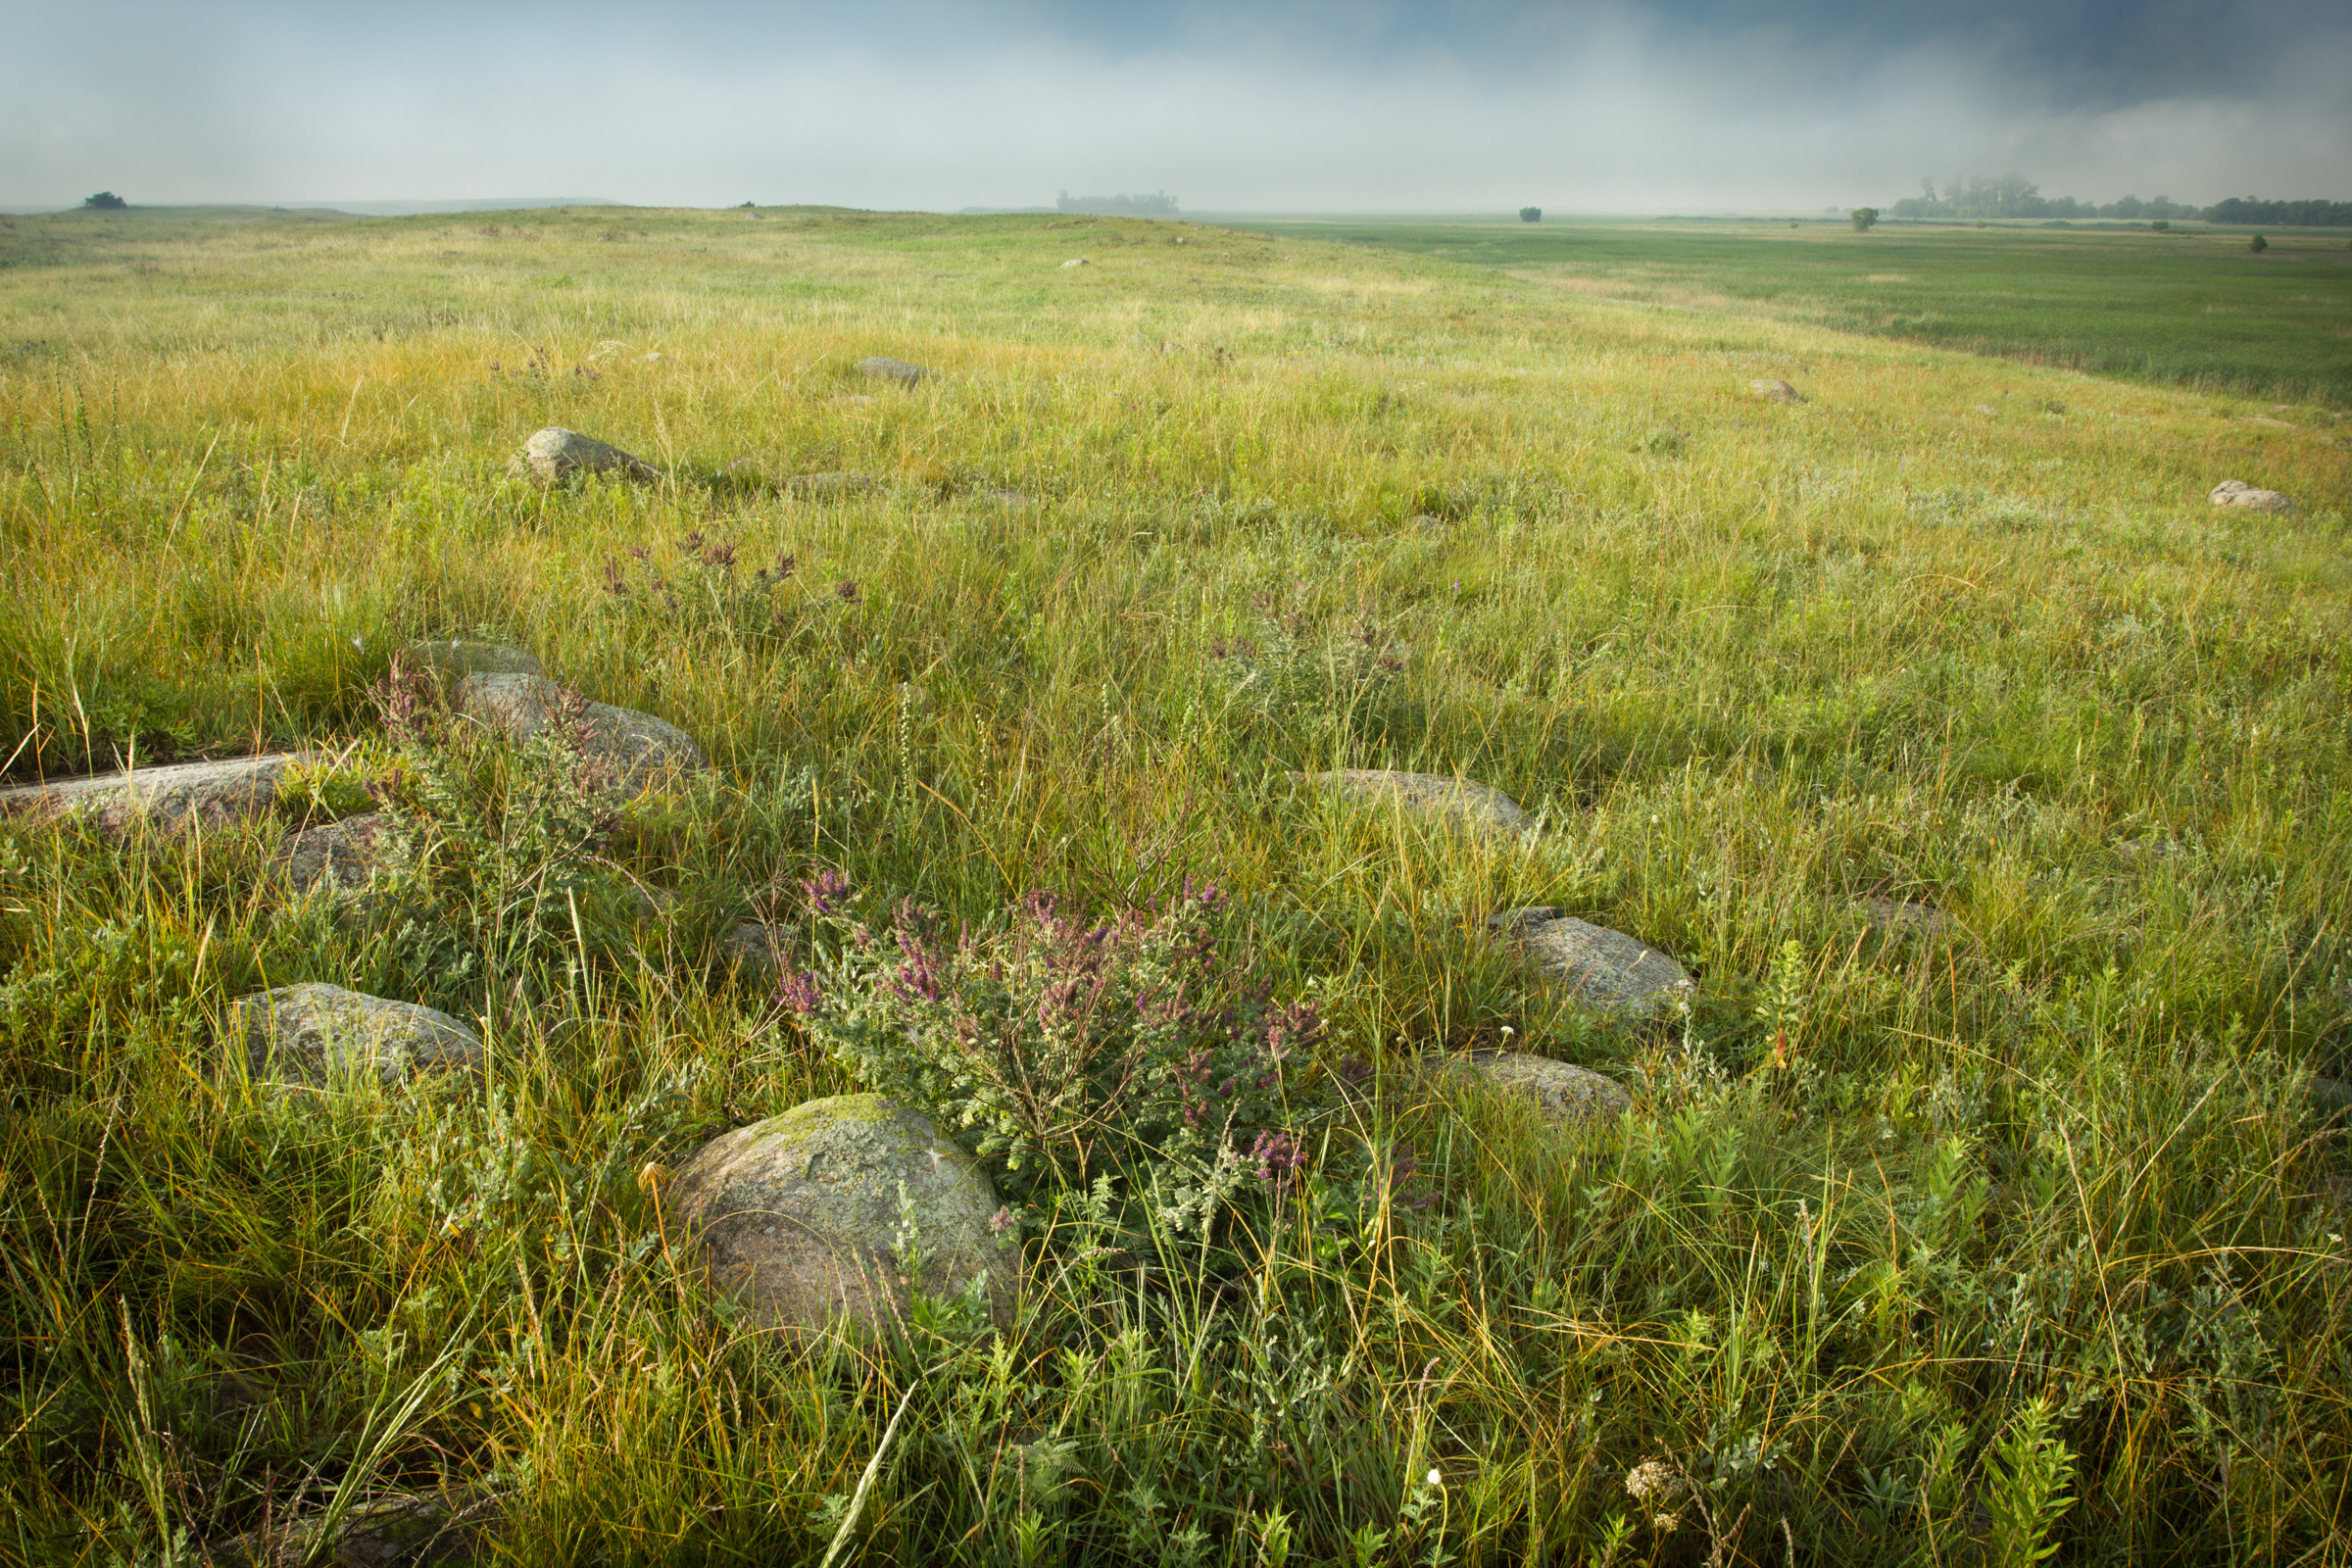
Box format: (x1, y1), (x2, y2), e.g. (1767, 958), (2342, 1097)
(1230, 216), (2352, 406)
(2, 205), (2351, 1565)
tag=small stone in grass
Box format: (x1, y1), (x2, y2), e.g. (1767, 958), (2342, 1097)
(1489, 907), (1695, 1018)
(1299, 769), (1533, 833)
(1749, 378), (1804, 404)
(232, 983), (481, 1091)
(2208, 479), (2294, 514)
(1465, 1052), (1631, 1121)
(509, 426), (660, 483)
(856, 357), (926, 385)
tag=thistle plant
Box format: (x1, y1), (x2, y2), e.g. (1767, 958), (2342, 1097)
(783, 881), (1316, 1200)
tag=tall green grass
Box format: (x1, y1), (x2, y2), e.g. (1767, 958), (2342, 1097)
(2, 206), (2349, 1564)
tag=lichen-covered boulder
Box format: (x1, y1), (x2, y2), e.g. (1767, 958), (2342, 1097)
(509, 426), (660, 483)
(453, 672), (707, 796)
(2209, 479), (2294, 514)
(1749, 378), (1805, 404)
(1301, 769), (1533, 833)
(0, 753), (318, 836)
(279, 813), (391, 895)
(856, 356), (927, 386)
(662, 1094), (1018, 1334)
(1489, 906), (1694, 1018)
(1465, 1053), (1631, 1121)
(231, 983), (482, 1090)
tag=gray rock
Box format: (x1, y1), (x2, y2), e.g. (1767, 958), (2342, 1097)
(721, 920), (788, 977)
(1750, 378), (1805, 404)
(1465, 1052), (1631, 1121)
(217, 1488), (499, 1568)
(1301, 769), (1533, 833)
(280, 813), (390, 895)
(2209, 479), (2294, 514)
(2243, 416), (2297, 430)
(856, 357), (927, 386)
(405, 640), (542, 688)
(231, 983), (482, 1091)
(1857, 895), (1950, 938)
(1489, 907), (1695, 1018)
(786, 471), (879, 496)
(453, 673), (707, 796)
(508, 426), (659, 483)
(1060, 258), (1091, 268)
(0, 753), (316, 835)
(662, 1094), (1018, 1333)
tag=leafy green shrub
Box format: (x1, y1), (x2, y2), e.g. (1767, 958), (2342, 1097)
(1850, 207), (1880, 231)
(783, 881), (1316, 1200)
(361, 658), (630, 1012)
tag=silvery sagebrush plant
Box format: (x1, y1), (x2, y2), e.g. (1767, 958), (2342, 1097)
(778, 876), (1319, 1202)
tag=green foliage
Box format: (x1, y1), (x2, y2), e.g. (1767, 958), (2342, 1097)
(2250, 232), (2270, 253)
(1849, 206), (1880, 231)
(80, 191), (127, 211)
(792, 883), (1313, 1200)
(1518, 206), (1541, 222)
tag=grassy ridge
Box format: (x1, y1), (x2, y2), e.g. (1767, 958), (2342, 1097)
(1228, 217), (2352, 407)
(3, 206), (2351, 1563)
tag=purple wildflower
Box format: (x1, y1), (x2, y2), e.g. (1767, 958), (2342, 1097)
(776, 969), (823, 1015)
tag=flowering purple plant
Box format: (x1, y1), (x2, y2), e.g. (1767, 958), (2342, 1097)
(792, 881), (1316, 1197)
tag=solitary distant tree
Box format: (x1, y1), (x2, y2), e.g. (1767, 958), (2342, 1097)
(1519, 206), (1542, 222)
(1849, 207), (1880, 232)
(2249, 233), (2269, 253)
(81, 191), (126, 210)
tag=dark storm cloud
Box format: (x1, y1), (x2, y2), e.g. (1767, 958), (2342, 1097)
(3, 0), (2344, 211)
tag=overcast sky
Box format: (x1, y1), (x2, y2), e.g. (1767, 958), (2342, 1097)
(6, 0), (2345, 213)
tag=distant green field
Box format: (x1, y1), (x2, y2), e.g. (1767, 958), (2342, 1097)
(1229, 217), (2352, 405)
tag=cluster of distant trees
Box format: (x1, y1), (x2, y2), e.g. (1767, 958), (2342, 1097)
(1055, 190), (1179, 217)
(81, 191), (127, 210)
(2203, 196), (2352, 227)
(1888, 176), (2349, 226)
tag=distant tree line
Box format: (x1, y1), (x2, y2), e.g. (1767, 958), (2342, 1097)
(1887, 176), (2350, 226)
(1055, 190), (1179, 217)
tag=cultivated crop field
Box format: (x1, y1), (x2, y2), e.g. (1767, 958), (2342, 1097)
(2, 205), (2350, 1565)
(1232, 216), (2352, 407)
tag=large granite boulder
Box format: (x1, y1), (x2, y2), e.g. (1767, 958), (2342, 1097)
(0, 753), (316, 835)
(1464, 1052), (1631, 1121)
(2209, 479), (2294, 514)
(1749, 378), (1805, 404)
(508, 427), (660, 483)
(1300, 769), (1534, 833)
(662, 1095), (1018, 1333)
(1489, 906), (1694, 1018)
(856, 357), (927, 386)
(231, 983), (482, 1091)
(453, 673), (706, 796)
(279, 813), (391, 895)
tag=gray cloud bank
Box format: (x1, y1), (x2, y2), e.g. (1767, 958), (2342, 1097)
(5, 1), (2345, 213)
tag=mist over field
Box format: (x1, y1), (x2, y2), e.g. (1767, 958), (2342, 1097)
(4, 0), (2348, 212)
